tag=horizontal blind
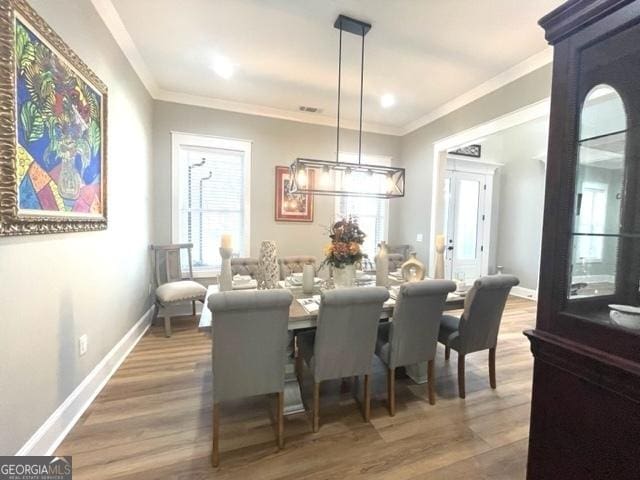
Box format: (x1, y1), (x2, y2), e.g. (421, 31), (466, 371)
(335, 159), (389, 260)
(178, 145), (247, 273)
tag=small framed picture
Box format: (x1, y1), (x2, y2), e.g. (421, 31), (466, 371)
(275, 166), (314, 222)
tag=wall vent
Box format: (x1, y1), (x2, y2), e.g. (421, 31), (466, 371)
(299, 105), (322, 113)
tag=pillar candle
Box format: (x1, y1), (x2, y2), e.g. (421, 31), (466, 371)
(220, 233), (232, 249)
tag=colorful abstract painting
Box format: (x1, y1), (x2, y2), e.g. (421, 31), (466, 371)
(14, 16), (104, 216)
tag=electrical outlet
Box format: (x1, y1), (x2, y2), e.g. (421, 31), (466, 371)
(79, 334), (88, 356)
(416, 233), (424, 242)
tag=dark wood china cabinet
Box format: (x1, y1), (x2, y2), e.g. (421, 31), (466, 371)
(526, 0), (640, 478)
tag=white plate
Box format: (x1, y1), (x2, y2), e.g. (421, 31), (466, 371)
(609, 304), (640, 315)
(232, 279), (258, 290)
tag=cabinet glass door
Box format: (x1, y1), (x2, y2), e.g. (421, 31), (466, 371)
(570, 85), (626, 299)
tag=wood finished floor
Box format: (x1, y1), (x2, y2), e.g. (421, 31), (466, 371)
(56, 297), (536, 479)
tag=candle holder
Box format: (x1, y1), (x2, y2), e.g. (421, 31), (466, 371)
(219, 247), (233, 292)
(375, 241), (389, 287)
(434, 235), (445, 279)
(303, 264), (315, 294)
(401, 252), (425, 282)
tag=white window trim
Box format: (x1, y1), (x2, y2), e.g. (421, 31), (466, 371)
(333, 153), (391, 255)
(171, 131), (252, 277)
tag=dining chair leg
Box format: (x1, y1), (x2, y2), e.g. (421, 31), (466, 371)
(295, 352), (303, 382)
(458, 354), (466, 399)
(277, 391), (284, 449)
(387, 368), (396, 416)
(211, 402), (220, 467)
(489, 347), (497, 389)
(427, 359), (436, 405)
(152, 302), (160, 325)
(163, 316), (172, 337)
(363, 374), (371, 422)
(340, 377), (351, 393)
(313, 382), (320, 433)
(445, 346), (451, 361)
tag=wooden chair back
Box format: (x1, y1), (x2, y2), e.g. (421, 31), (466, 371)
(150, 243), (195, 286)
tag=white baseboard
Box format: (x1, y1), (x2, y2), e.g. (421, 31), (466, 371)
(510, 286), (538, 300)
(16, 306), (154, 456)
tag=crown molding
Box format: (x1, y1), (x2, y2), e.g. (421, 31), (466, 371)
(400, 47), (553, 135)
(90, 0), (159, 95)
(91, 0), (401, 136)
(155, 89), (404, 136)
(93, 0), (552, 138)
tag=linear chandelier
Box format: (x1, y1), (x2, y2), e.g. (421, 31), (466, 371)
(290, 15), (405, 199)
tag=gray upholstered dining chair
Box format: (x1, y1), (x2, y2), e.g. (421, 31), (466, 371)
(296, 287), (390, 432)
(151, 244), (207, 337)
(230, 257), (259, 278)
(375, 280), (457, 415)
(387, 253), (405, 272)
(279, 256), (317, 280)
(438, 275), (519, 398)
(208, 289), (293, 467)
(389, 244), (413, 260)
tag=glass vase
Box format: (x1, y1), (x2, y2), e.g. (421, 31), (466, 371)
(333, 264), (355, 288)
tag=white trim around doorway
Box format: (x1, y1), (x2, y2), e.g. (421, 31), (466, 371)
(428, 97), (551, 288)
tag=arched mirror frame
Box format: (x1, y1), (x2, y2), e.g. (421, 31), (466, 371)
(568, 84), (628, 302)
(565, 68), (640, 331)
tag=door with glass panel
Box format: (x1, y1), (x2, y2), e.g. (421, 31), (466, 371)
(443, 170), (486, 283)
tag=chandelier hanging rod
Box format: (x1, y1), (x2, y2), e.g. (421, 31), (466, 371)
(334, 15), (370, 166)
(288, 14), (406, 200)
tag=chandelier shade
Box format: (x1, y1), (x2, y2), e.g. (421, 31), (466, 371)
(289, 158), (405, 199)
(289, 14), (406, 199)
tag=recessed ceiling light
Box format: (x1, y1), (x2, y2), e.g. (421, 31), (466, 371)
(212, 55), (234, 79)
(380, 93), (395, 108)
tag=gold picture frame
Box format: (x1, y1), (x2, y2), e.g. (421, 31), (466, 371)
(0, 0), (108, 236)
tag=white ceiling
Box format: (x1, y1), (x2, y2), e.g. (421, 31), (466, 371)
(101, 0), (564, 135)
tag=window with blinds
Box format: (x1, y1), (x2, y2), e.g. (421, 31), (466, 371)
(575, 181), (608, 262)
(335, 154), (390, 259)
(172, 133), (251, 275)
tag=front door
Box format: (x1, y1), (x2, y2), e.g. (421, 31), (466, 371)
(443, 170), (486, 283)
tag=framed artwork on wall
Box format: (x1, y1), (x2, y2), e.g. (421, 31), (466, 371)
(0, 0), (108, 236)
(275, 165), (314, 222)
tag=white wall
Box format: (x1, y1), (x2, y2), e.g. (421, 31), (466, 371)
(389, 65), (553, 270)
(481, 117), (549, 290)
(152, 101), (401, 260)
(0, 0), (154, 455)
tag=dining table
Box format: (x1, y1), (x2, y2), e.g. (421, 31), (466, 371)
(198, 275), (466, 415)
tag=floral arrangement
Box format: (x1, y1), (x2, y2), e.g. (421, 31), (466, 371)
(322, 216), (366, 268)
